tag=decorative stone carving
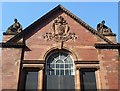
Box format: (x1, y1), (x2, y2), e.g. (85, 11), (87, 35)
(52, 16), (69, 35)
(6, 18), (22, 34)
(43, 16), (77, 42)
(97, 20), (113, 35)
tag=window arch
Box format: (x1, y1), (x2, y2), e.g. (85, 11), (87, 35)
(45, 50), (74, 75)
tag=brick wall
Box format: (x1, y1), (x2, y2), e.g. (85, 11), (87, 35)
(1, 11), (119, 90)
(99, 49), (119, 89)
(2, 48), (22, 89)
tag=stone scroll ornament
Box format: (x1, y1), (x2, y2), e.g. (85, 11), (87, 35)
(43, 16), (77, 42)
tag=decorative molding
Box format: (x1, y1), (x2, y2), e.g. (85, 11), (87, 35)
(0, 42), (24, 48)
(22, 60), (45, 64)
(76, 64), (100, 70)
(43, 16), (77, 42)
(75, 61), (99, 70)
(95, 43), (120, 49)
(22, 64), (44, 70)
(74, 61), (99, 64)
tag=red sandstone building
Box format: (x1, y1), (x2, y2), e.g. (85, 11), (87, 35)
(0, 5), (120, 90)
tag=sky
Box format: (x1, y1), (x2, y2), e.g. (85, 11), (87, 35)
(0, 2), (119, 42)
(118, 1), (120, 42)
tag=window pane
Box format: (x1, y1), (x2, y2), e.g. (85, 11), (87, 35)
(24, 69), (38, 90)
(71, 69), (74, 75)
(56, 70), (59, 75)
(47, 69), (50, 75)
(47, 64), (50, 69)
(66, 57), (72, 63)
(60, 64), (64, 68)
(47, 56), (54, 63)
(46, 51), (74, 76)
(56, 60), (63, 63)
(60, 70), (64, 75)
(69, 69), (71, 75)
(70, 64), (73, 69)
(51, 70), (55, 75)
(53, 52), (59, 58)
(50, 64), (54, 68)
(56, 64), (59, 68)
(80, 69), (97, 91)
(61, 52), (68, 57)
(65, 70), (69, 75)
(65, 64), (68, 68)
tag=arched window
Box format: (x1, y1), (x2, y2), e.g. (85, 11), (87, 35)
(46, 50), (74, 75)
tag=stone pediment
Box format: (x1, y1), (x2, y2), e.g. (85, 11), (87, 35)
(6, 5), (114, 44)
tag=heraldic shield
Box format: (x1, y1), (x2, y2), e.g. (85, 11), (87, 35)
(43, 16), (77, 42)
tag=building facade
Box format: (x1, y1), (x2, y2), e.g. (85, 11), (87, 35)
(0, 5), (120, 90)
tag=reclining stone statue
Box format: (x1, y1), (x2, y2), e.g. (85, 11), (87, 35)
(6, 18), (22, 34)
(97, 20), (112, 35)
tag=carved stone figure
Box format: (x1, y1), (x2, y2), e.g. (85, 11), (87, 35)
(97, 20), (112, 35)
(6, 18), (22, 34)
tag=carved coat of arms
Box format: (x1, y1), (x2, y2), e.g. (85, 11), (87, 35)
(43, 16), (77, 42)
(53, 16), (69, 35)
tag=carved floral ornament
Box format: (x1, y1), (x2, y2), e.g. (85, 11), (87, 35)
(43, 16), (78, 42)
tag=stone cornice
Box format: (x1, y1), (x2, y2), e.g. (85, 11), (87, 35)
(95, 43), (120, 49)
(74, 61), (99, 64)
(22, 60), (45, 64)
(0, 42), (25, 48)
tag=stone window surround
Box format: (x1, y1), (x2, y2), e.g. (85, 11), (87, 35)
(75, 63), (101, 90)
(22, 62), (100, 90)
(22, 64), (44, 90)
